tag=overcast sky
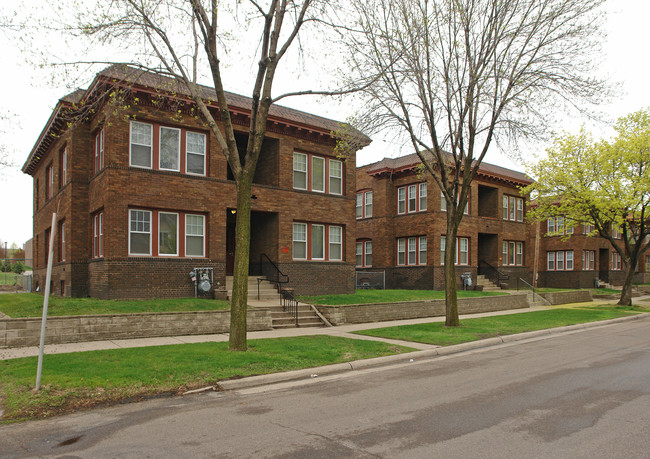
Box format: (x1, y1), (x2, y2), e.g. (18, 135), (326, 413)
(1, 0), (649, 248)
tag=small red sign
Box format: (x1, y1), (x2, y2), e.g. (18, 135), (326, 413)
(282, 247), (289, 254)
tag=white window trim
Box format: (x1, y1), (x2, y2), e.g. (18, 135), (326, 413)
(185, 132), (207, 176)
(129, 209), (152, 256)
(158, 211), (179, 256)
(329, 225), (343, 261)
(312, 156), (326, 193)
(329, 159), (343, 195)
(185, 214), (206, 258)
(292, 222), (308, 260)
(419, 183), (427, 211)
(129, 121), (153, 169)
(397, 187), (406, 214)
(293, 152), (308, 191)
(397, 238), (406, 265)
(365, 191), (373, 218)
(159, 126), (181, 172)
(311, 223), (326, 260)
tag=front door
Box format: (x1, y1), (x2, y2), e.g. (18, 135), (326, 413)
(599, 248), (609, 283)
(226, 214), (236, 275)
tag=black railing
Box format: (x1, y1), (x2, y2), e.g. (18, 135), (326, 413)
(259, 253), (289, 290)
(281, 288), (299, 327)
(478, 259), (509, 286)
(517, 277), (535, 294)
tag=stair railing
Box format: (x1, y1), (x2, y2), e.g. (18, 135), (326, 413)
(517, 277), (550, 306)
(259, 253), (289, 291)
(478, 259), (509, 287)
(281, 288), (299, 327)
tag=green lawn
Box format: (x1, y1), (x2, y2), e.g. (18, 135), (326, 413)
(531, 287), (622, 296)
(353, 306), (644, 346)
(0, 293), (230, 318)
(0, 336), (414, 422)
(0, 272), (24, 286)
(300, 289), (506, 306)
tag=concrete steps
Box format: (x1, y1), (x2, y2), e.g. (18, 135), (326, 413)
(476, 275), (503, 292)
(226, 276), (281, 301)
(266, 304), (325, 329)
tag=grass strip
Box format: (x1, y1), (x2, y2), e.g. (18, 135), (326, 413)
(0, 293), (229, 318)
(353, 306), (645, 346)
(300, 289), (506, 306)
(0, 336), (414, 422)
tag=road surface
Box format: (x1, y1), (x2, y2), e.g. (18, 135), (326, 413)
(1, 319), (649, 458)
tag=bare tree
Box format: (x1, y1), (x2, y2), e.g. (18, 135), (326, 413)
(344, 0), (607, 326)
(29, 0), (349, 350)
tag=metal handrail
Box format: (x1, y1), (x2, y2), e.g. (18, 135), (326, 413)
(281, 288), (299, 327)
(478, 259), (510, 285)
(517, 277), (535, 293)
(259, 253), (289, 289)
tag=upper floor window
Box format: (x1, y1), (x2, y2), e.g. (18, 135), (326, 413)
(584, 223), (595, 234)
(502, 241), (523, 266)
(292, 222), (344, 261)
(398, 183), (426, 214)
(397, 236), (427, 266)
(94, 128), (104, 173)
(611, 224), (622, 239)
(60, 148), (67, 187)
(292, 151), (343, 195)
(547, 216), (574, 235)
(503, 195), (524, 222)
(46, 164), (54, 200)
(130, 121), (206, 176)
(440, 236), (469, 265)
(441, 191), (469, 214)
(356, 190), (373, 219)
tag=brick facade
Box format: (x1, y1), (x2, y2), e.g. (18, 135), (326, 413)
(23, 66), (367, 299)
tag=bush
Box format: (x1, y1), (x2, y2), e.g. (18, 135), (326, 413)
(1, 260), (10, 273)
(12, 261), (24, 274)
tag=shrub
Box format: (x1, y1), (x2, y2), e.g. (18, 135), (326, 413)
(12, 261), (24, 274)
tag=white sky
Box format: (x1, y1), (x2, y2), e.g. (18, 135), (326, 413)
(0, 0), (648, 248)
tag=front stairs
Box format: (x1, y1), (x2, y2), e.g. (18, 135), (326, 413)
(475, 274), (503, 292)
(225, 276), (326, 329)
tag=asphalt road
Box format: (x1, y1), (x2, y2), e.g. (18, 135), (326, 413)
(1, 319), (649, 458)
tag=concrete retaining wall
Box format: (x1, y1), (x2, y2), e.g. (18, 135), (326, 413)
(0, 309), (272, 348)
(538, 290), (592, 305)
(315, 294), (530, 326)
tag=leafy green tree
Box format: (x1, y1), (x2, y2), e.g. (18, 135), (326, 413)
(12, 261), (24, 274)
(525, 109), (650, 306)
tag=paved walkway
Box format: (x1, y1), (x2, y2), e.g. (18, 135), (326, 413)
(2, 293), (649, 361)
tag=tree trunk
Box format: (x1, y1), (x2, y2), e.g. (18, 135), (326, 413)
(617, 259), (637, 307)
(229, 175), (253, 351)
(444, 217), (460, 327)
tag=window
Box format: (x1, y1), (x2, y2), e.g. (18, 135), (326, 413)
(129, 210), (152, 255)
(159, 127), (181, 171)
(547, 250), (573, 271)
(293, 151), (343, 194)
(293, 223), (307, 259)
(356, 240), (373, 268)
(611, 225), (622, 239)
(186, 132), (206, 175)
(130, 209), (206, 257)
(46, 164), (54, 200)
(130, 121), (153, 168)
(396, 236), (427, 266)
(440, 236), (469, 265)
(419, 183), (427, 211)
(60, 149), (67, 187)
(329, 160), (342, 195)
(312, 156), (325, 192)
(441, 191), (469, 214)
(94, 128), (104, 173)
(582, 250), (595, 270)
(44, 228), (51, 263)
(398, 183), (426, 214)
(547, 216), (574, 235)
(357, 190), (373, 219)
(329, 226), (343, 261)
(93, 212), (103, 258)
(503, 195), (524, 222)
(557, 216), (565, 234)
(584, 223), (595, 234)
(292, 222), (343, 261)
(646, 255), (650, 272)
(547, 217), (555, 233)
(58, 221), (65, 262)
(611, 252), (622, 270)
(397, 187), (406, 214)
(35, 179), (39, 209)
(502, 241), (524, 266)
(185, 215), (205, 257)
(293, 152), (308, 190)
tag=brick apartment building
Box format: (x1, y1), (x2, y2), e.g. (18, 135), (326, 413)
(23, 65), (369, 299)
(355, 154), (535, 290)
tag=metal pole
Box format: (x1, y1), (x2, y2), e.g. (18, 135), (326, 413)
(36, 212), (57, 391)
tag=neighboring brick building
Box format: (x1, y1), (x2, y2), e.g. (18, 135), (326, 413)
(355, 154), (535, 290)
(23, 65), (368, 299)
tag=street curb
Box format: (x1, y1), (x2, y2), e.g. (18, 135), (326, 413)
(214, 313), (650, 392)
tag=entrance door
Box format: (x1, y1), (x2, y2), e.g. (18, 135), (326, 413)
(598, 248), (609, 283)
(226, 214), (236, 275)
